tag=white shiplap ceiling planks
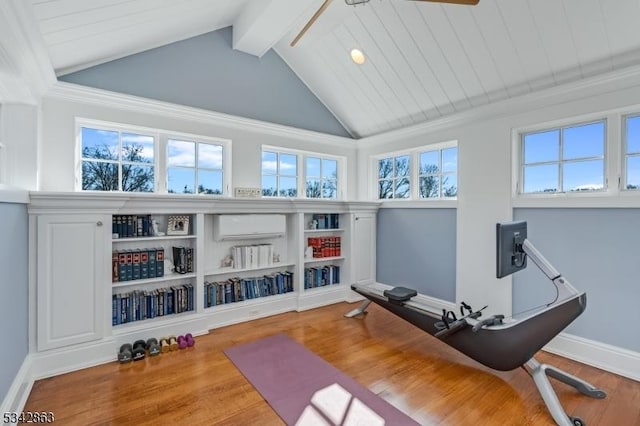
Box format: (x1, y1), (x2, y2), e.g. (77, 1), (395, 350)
(24, 0), (640, 138)
(31, 0), (248, 75)
(276, 0), (640, 137)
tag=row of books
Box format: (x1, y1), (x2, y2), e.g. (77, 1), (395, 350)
(231, 244), (274, 269)
(112, 248), (165, 283)
(204, 271), (294, 308)
(307, 237), (341, 258)
(112, 283), (194, 325)
(304, 265), (341, 289)
(172, 246), (194, 274)
(112, 215), (153, 239)
(311, 214), (340, 230)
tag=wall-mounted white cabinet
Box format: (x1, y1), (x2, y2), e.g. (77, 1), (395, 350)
(29, 194), (379, 374)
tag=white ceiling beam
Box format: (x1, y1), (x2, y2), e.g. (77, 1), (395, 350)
(233, 0), (320, 57)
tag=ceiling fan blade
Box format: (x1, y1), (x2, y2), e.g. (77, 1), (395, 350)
(411, 0), (479, 5)
(291, 0), (333, 47)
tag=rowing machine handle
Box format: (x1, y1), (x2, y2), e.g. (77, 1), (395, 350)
(471, 315), (505, 333)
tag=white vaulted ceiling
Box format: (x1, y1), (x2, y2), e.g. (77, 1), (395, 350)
(29, 0), (250, 75)
(27, 0), (640, 138)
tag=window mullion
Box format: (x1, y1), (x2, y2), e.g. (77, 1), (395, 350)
(118, 131), (123, 191)
(558, 130), (564, 193)
(194, 142), (199, 193)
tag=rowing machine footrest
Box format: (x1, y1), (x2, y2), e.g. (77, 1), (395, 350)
(383, 287), (418, 303)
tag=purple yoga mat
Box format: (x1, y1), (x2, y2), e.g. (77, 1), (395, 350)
(224, 333), (419, 425)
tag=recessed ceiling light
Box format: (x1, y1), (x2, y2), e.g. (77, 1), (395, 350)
(350, 48), (365, 65)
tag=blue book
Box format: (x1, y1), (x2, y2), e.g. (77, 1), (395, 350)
(156, 248), (165, 277)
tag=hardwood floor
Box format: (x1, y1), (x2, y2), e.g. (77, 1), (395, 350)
(24, 302), (640, 425)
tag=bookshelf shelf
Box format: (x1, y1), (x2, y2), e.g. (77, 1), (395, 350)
(112, 235), (196, 243)
(304, 228), (345, 234)
(302, 284), (342, 292)
(203, 291), (296, 312)
(304, 256), (345, 264)
(112, 272), (197, 288)
(112, 310), (197, 334)
(205, 261), (296, 276)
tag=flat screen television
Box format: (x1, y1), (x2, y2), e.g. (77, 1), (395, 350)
(496, 221), (528, 278)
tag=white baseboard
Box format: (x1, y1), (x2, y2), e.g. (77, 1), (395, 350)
(1, 354), (34, 415)
(29, 340), (116, 380)
(544, 332), (640, 382)
(298, 286), (346, 311)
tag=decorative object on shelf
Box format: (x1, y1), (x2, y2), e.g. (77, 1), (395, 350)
(308, 219), (318, 230)
(167, 215), (190, 235)
(222, 254), (234, 268)
(273, 253), (280, 263)
(305, 246), (313, 259)
(164, 258), (174, 276)
(234, 187), (261, 198)
(152, 219), (164, 236)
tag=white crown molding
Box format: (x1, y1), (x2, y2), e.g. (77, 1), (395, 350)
(0, 1), (56, 103)
(358, 63), (640, 149)
(46, 82), (357, 148)
(545, 332), (640, 382)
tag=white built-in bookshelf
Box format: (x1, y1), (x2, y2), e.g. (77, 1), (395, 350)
(28, 193), (379, 375)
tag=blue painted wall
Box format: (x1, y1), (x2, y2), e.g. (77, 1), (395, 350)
(376, 209), (456, 302)
(0, 202), (29, 402)
(59, 27), (350, 137)
(513, 209), (640, 352)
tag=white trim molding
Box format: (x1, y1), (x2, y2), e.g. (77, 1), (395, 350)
(544, 332), (640, 382)
(46, 83), (357, 149)
(358, 62), (640, 149)
(0, 185), (29, 204)
(0, 1), (56, 103)
(0, 354), (34, 415)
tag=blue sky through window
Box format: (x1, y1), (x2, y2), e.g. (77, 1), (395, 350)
(627, 116), (640, 153)
(82, 127), (118, 160)
(522, 121), (605, 193)
(563, 122), (604, 160)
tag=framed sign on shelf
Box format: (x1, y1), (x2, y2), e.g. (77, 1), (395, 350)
(167, 215), (190, 236)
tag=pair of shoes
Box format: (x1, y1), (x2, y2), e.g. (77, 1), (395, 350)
(177, 333), (195, 349)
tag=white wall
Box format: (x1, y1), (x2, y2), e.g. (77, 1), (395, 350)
(39, 86), (358, 195)
(356, 68), (640, 317)
(0, 103), (38, 190)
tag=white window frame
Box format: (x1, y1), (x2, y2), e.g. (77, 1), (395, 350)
(418, 145), (458, 199)
(517, 119), (607, 195)
(512, 111), (620, 207)
(76, 119), (158, 193)
(165, 133), (231, 196)
(261, 145), (346, 200)
(0, 141), (5, 184)
(622, 113), (640, 192)
(304, 155), (340, 199)
(376, 153), (412, 200)
(371, 140), (458, 205)
(75, 118), (232, 195)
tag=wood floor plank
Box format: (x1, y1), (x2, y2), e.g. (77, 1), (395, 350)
(22, 302), (639, 425)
